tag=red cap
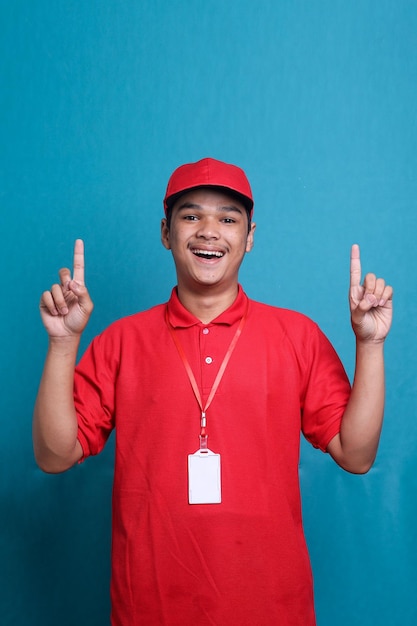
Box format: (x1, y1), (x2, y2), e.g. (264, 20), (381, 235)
(163, 157), (254, 216)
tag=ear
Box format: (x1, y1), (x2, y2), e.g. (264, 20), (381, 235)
(245, 222), (256, 253)
(161, 218), (171, 250)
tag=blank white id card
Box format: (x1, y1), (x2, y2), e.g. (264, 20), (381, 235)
(188, 449), (221, 504)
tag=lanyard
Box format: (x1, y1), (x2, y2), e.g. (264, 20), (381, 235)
(165, 300), (248, 449)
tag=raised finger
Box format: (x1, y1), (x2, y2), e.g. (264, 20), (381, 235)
(73, 239), (85, 285)
(350, 244), (361, 289)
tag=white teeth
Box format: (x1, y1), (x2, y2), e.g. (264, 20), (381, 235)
(193, 249), (224, 258)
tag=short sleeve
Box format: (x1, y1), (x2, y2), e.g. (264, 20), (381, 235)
(301, 324), (351, 452)
(74, 330), (119, 459)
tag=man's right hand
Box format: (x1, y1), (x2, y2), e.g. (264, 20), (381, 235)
(40, 239), (94, 338)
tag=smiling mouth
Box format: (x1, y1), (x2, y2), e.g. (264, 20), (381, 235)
(191, 248), (225, 259)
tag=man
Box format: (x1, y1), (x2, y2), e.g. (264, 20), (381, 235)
(33, 157), (393, 625)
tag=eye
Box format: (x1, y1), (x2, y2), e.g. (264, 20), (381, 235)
(183, 214), (199, 221)
(221, 217), (236, 224)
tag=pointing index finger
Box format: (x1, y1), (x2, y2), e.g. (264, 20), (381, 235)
(350, 243), (361, 288)
(73, 239), (85, 284)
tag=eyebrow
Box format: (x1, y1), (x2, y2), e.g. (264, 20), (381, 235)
(176, 202), (244, 215)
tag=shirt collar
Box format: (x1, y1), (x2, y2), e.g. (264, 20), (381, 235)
(167, 285), (248, 328)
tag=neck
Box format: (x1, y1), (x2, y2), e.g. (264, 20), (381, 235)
(177, 284), (239, 324)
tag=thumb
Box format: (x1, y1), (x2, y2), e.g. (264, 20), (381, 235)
(68, 279), (84, 295)
(68, 280), (94, 312)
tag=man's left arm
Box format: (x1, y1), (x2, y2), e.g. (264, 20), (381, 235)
(327, 244), (393, 473)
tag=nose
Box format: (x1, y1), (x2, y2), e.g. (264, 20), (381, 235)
(196, 216), (220, 239)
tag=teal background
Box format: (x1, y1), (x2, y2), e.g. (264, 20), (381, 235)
(1, 1), (416, 624)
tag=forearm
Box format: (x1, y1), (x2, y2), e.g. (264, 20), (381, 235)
(33, 336), (83, 473)
(328, 340), (385, 473)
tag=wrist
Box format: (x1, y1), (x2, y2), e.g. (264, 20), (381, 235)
(355, 336), (385, 355)
(48, 334), (81, 355)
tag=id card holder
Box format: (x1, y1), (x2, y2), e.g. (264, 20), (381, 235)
(188, 448), (221, 504)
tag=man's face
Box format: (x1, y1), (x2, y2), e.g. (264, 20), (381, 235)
(161, 188), (255, 292)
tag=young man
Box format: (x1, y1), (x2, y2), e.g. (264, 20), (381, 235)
(33, 157), (393, 625)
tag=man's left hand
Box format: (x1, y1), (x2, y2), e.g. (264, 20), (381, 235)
(349, 244), (393, 343)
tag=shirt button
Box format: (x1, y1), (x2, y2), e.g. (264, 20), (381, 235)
(202, 328), (209, 334)
(205, 356), (213, 364)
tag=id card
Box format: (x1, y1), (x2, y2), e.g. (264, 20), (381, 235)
(188, 449), (221, 504)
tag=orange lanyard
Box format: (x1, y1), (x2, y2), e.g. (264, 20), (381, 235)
(165, 301), (248, 449)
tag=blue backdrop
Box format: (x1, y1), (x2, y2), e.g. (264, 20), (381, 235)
(1, 1), (416, 624)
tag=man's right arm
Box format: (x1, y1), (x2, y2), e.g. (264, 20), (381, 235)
(33, 336), (83, 472)
(33, 239), (93, 473)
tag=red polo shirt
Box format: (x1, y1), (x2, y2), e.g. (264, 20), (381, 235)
(74, 286), (350, 626)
